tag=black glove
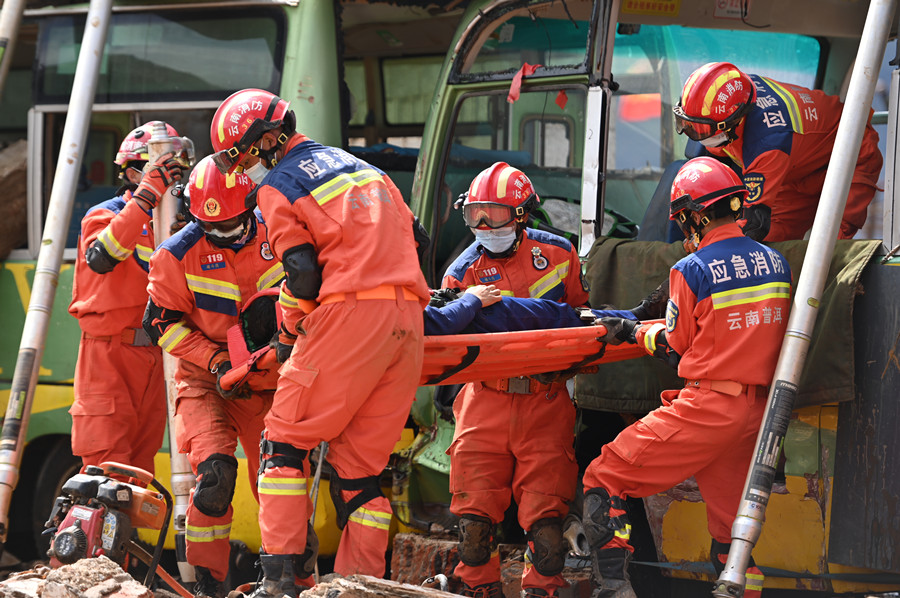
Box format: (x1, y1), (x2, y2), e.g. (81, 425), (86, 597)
(269, 325), (297, 364)
(630, 278), (670, 321)
(213, 360), (251, 400)
(741, 204), (772, 242)
(596, 317), (640, 345)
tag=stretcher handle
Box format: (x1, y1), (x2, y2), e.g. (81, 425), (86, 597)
(218, 348), (278, 391)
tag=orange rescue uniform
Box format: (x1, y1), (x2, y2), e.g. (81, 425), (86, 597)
(254, 133), (429, 577)
(146, 214), (283, 582)
(68, 193), (166, 475)
(708, 74), (882, 241)
(583, 223), (792, 598)
(442, 228), (590, 594)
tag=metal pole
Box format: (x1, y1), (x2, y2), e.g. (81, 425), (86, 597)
(0, 0), (113, 546)
(147, 125), (197, 584)
(712, 0), (896, 595)
(0, 0), (26, 101)
(309, 441), (328, 583)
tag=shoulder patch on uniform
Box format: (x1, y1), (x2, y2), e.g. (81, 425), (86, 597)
(665, 299), (678, 333)
(743, 173), (765, 204)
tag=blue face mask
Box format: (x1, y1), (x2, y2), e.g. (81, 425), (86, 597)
(473, 226), (517, 254)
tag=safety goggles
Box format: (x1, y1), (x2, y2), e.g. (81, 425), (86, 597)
(669, 186), (746, 221)
(673, 101), (752, 142)
(212, 144), (260, 175)
(461, 196), (537, 229)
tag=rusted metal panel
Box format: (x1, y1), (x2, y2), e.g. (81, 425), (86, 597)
(830, 261), (900, 573)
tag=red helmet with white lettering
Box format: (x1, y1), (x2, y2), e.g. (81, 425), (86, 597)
(210, 88), (295, 173)
(115, 122), (178, 166)
(188, 155), (255, 223)
(673, 62), (756, 142)
(459, 162), (540, 229)
(670, 157), (747, 223)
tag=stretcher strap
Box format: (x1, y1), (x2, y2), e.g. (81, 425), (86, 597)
(425, 345), (481, 385)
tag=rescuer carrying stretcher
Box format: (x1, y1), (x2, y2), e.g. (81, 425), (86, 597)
(142, 155), (286, 598)
(583, 156), (792, 598)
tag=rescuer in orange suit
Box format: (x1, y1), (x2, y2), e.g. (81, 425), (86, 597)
(68, 122), (186, 475)
(209, 88), (430, 596)
(143, 155), (285, 598)
(584, 157), (793, 598)
(440, 162), (590, 598)
(674, 61), (882, 242)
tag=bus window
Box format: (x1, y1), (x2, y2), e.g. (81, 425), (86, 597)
(456, 2), (595, 78)
(432, 87), (587, 276)
(383, 56), (444, 127)
(35, 8), (285, 103)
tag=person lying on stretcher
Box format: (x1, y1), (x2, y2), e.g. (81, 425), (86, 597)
(423, 284), (638, 335)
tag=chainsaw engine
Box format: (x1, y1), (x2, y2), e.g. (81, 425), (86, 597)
(44, 463), (167, 567)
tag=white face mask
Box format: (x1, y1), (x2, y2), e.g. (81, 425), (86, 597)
(243, 162), (269, 185)
(700, 131), (731, 148)
(473, 226), (517, 254)
(206, 219), (251, 247)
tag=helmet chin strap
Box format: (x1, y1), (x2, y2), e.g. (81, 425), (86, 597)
(679, 211), (711, 252)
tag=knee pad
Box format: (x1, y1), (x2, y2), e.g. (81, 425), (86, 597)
(582, 488), (630, 551)
(328, 469), (383, 530)
(194, 454), (238, 518)
(525, 517), (567, 577)
(287, 522), (319, 580)
(457, 514), (496, 567)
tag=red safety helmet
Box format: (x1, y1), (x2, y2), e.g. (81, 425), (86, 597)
(188, 155), (255, 223)
(459, 162), (539, 229)
(673, 62), (756, 142)
(670, 157), (748, 223)
(115, 122), (179, 166)
(210, 88), (294, 174)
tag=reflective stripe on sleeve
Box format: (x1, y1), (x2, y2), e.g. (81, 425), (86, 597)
(159, 321), (190, 352)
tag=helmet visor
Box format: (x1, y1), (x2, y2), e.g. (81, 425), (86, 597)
(211, 147), (242, 174)
(673, 104), (719, 142)
(462, 202), (517, 229)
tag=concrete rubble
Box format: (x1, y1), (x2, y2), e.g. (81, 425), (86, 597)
(0, 533), (592, 598)
(0, 557), (157, 598)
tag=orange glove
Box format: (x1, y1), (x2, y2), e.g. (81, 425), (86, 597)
(133, 153), (184, 210)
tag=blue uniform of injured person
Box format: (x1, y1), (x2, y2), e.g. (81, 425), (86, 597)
(424, 293), (636, 336)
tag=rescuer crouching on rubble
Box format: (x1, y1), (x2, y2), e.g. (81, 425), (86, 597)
(439, 162), (590, 598)
(68, 122), (186, 476)
(142, 156), (287, 598)
(209, 88), (430, 596)
(583, 157), (793, 598)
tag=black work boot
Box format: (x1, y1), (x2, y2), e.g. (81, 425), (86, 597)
(193, 567), (225, 598)
(630, 278), (670, 320)
(247, 553), (300, 598)
(591, 547), (636, 598)
(461, 581), (503, 598)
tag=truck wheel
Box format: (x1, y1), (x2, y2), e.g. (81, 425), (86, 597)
(19, 438), (81, 560)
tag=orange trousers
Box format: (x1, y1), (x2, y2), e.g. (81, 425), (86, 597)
(71, 336), (166, 474)
(449, 382), (577, 593)
(177, 387), (272, 582)
(583, 384), (765, 547)
(259, 293), (423, 577)
(765, 127), (882, 242)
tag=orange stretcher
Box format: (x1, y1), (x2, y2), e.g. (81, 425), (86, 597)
(219, 321), (656, 391)
(419, 322), (651, 386)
